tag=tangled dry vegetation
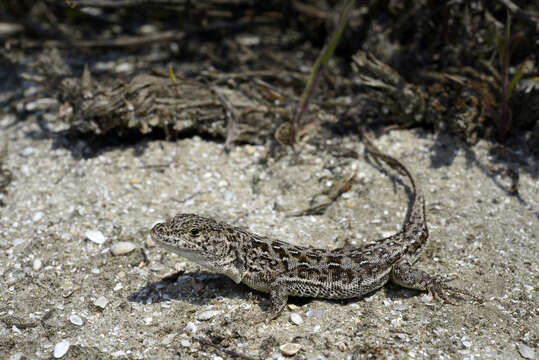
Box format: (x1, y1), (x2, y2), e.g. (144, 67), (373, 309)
(1, 1), (538, 148)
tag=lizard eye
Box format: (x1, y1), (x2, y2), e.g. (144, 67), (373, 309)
(189, 228), (200, 237)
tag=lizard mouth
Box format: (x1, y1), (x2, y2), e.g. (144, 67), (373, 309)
(155, 241), (214, 267)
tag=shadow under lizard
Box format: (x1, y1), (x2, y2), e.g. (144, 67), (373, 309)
(150, 139), (481, 321)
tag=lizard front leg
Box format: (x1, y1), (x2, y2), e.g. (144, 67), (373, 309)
(391, 258), (482, 303)
(246, 280), (289, 324)
(266, 281), (289, 321)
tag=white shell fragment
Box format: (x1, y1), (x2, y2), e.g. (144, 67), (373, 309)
(110, 241), (136, 256)
(32, 211), (44, 222)
(185, 322), (198, 334)
(8, 352), (23, 360)
(305, 309), (325, 318)
(197, 310), (220, 321)
(33, 258), (42, 271)
(53, 339), (70, 358)
(280, 343), (301, 356)
(93, 296), (108, 309)
(69, 314), (83, 326)
(518, 342), (535, 359)
(289, 312), (303, 325)
(85, 230), (106, 244)
(180, 339), (191, 347)
(161, 333), (176, 345)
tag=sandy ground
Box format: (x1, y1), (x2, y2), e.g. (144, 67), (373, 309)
(0, 115), (537, 359)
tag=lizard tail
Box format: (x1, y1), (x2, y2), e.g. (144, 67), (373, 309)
(361, 132), (428, 253)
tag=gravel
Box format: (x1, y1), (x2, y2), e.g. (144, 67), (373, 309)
(1, 120), (537, 359)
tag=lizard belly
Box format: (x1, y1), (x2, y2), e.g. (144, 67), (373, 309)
(241, 266), (392, 299)
(284, 266), (392, 299)
(241, 272), (273, 294)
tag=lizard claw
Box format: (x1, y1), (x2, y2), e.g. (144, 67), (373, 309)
(426, 277), (483, 304)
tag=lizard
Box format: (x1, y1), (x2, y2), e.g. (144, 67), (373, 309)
(150, 138), (481, 321)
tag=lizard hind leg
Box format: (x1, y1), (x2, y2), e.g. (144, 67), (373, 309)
(391, 259), (483, 304)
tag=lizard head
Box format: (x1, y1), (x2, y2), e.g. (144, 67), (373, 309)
(150, 213), (237, 272)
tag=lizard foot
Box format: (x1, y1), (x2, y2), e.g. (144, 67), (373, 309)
(426, 277), (483, 304)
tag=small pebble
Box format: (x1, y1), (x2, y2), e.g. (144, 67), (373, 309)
(305, 309), (325, 318)
(174, 262), (186, 272)
(32, 212), (44, 222)
(280, 343), (301, 356)
(113, 283), (123, 291)
(20, 147), (34, 157)
(110, 241), (136, 256)
(180, 339), (191, 347)
(93, 296), (108, 309)
(161, 333), (176, 345)
(223, 192), (233, 201)
(185, 321), (197, 334)
(244, 145), (256, 154)
(13, 238), (25, 247)
(146, 237), (155, 247)
(395, 333), (407, 340)
(197, 310), (220, 321)
(306, 352), (325, 360)
(151, 264), (165, 272)
(53, 339), (70, 358)
(85, 230), (106, 245)
(8, 352), (22, 360)
(69, 314), (83, 326)
(33, 258), (42, 271)
(518, 342), (535, 359)
(289, 313), (303, 325)
(115, 62), (134, 73)
(25, 98), (57, 111)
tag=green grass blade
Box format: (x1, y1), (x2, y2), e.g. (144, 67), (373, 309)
(505, 13), (511, 45)
(495, 27), (504, 70)
(297, 0), (355, 114)
(506, 63), (525, 101)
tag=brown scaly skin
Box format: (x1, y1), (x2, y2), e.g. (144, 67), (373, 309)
(150, 140), (481, 321)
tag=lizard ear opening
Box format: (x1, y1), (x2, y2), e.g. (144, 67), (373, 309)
(189, 228), (201, 238)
